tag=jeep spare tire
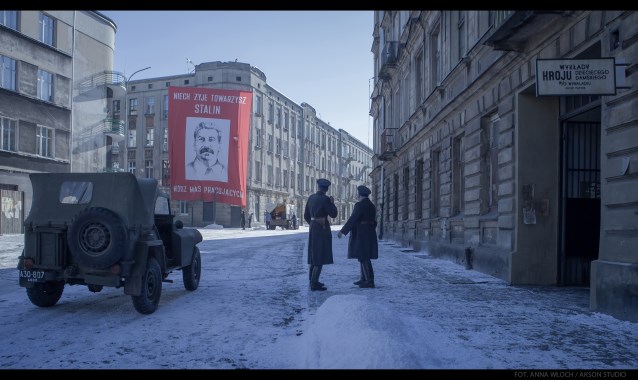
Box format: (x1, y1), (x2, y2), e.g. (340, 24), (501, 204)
(67, 207), (127, 269)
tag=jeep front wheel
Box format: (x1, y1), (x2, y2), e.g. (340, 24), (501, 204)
(26, 281), (64, 307)
(183, 247), (201, 291)
(131, 257), (162, 314)
(67, 207), (128, 269)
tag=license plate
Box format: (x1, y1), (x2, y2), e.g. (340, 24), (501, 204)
(19, 270), (46, 283)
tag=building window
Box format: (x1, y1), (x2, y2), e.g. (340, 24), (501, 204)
(255, 160), (261, 182)
(165, 81), (170, 87)
(112, 99), (121, 115)
(37, 69), (53, 102)
(0, 116), (17, 152)
(415, 50), (423, 106)
(276, 138), (281, 155)
(452, 134), (465, 215)
(457, 11), (466, 60)
(163, 95), (168, 119)
(128, 149), (136, 160)
(267, 165), (273, 185)
(0, 55), (16, 91)
(255, 94), (263, 115)
(431, 149), (440, 218)
(184, 79), (189, 85)
(267, 134), (273, 153)
(146, 96), (155, 114)
(128, 129), (136, 148)
(290, 171), (295, 190)
(275, 170), (281, 187)
(255, 128), (262, 148)
(415, 159), (424, 219)
(36, 125), (53, 158)
(180, 200), (189, 214)
(284, 111), (289, 130)
(298, 173), (303, 192)
(162, 159), (170, 186)
(268, 102), (274, 124)
(146, 128), (154, 146)
(0, 11), (18, 30)
(283, 141), (289, 158)
(148, 83), (153, 89)
(236, 76), (241, 81)
(480, 114), (500, 213)
(128, 160), (136, 174)
(129, 98), (138, 115)
(163, 128), (168, 151)
(276, 107), (281, 128)
(207, 76), (213, 82)
(430, 23), (441, 90)
(39, 12), (55, 47)
(145, 160), (154, 178)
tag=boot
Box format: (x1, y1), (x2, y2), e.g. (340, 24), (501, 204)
(359, 260), (375, 288)
(353, 262), (365, 285)
(310, 265), (326, 291)
(309, 265), (324, 287)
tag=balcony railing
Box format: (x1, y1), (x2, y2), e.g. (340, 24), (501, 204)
(103, 118), (125, 142)
(77, 70), (126, 95)
(379, 129), (396, 161)
(484, 11), (568, 51)
(378, 41), (399, 80)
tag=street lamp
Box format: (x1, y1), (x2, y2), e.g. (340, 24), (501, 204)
(123, 67), (150, 176)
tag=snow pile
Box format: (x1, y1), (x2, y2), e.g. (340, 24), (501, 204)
(201, 224), (224, 230)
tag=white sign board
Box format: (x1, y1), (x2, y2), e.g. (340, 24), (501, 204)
(536, 58), (616, 96)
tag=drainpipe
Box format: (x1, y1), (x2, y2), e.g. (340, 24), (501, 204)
(379, 164), (385, 240)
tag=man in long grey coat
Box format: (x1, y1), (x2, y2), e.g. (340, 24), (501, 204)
(304, 178), (338, 291)
(337, 185), (378, 288)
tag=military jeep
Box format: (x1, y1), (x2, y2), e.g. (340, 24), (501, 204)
(17, 172), (203, 314)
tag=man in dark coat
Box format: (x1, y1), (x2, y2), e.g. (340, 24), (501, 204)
(337, 185), (378, 288)
(304, 178), (338, 291)
(240, 210), (246, 230)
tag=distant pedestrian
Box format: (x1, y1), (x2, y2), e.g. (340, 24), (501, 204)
(265, 211), (272, 230)
(304, 178), (338, 291)
(291, 213), (298, 230)
(337, 185), (378, 288)
(240, 210), (246, 230)
(247, 213), (253, 228)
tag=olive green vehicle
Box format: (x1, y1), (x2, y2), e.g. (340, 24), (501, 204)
(17, 172), (203, 314)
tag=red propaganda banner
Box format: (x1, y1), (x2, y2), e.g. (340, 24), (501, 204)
(168, 87), (252, 207)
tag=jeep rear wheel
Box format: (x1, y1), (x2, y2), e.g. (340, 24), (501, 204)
(67, 207), (128, 269)
(183, 247), (201, 291)
(26, 281), (64, 307)
(131, 257), (162, 314)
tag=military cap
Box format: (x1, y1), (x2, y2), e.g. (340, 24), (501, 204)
(317, 178), (331, 189)
(357, 185), (371, 197)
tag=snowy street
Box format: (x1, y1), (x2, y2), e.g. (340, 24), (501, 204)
(0, 226), (637, 369)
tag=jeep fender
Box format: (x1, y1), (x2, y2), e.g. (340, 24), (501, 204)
(124, 240), (164, 296)
(172, 228), (203, 267)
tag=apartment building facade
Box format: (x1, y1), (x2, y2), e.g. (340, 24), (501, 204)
(370, 11), (637, 322)
(0, 10), (118, 234)
(114, 61), (373, 228)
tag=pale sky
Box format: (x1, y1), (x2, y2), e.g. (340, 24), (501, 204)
(99, 10), (375, 147)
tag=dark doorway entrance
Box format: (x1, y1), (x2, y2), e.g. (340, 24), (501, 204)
(560, 120), (601, 286)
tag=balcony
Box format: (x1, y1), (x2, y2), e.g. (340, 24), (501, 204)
(103, 118), (125, 142)
(77, 71), (126, 96)
(378, 41), (399, 81)
(378, 129), (397, 161)
(484, 11), (572, 52)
